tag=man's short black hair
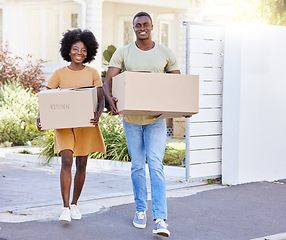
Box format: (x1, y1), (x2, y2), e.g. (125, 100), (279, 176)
(60, 29), (99, 64)
(133, 12), (153, 25)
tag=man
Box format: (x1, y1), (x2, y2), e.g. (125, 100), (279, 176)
(103, 12), (180, 237)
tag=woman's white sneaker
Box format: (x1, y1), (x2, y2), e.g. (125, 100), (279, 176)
(59, 207), (71, 222)
(71, 204), (82, 220)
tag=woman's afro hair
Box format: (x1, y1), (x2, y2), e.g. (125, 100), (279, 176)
(60, 29), (99, 64)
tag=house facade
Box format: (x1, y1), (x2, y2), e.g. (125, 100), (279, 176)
(0, 0), (234, 79)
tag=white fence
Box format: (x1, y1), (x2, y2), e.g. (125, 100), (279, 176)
(185, 23), (225, 181)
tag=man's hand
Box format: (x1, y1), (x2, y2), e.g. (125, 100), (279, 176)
(109, 97), (119, 115)
(103, 67), (121, 116)
(90, 111), (100, 126)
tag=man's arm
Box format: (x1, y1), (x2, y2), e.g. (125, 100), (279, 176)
(103, 67), (121, 115)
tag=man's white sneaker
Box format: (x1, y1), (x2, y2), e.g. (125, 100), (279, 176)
(59, 207), (71, 222)
(133, 211), (147, 229)
(71, 204), (82, 220)
(153, 219), (170, 237)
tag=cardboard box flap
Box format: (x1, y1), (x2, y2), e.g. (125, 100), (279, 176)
(39, 86), (96, 93)
(73, 86), (95, 91)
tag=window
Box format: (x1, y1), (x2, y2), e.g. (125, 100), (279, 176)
(62, 4), (79, 32)
(117, 16), (135, 47)
(123, 21), (133, 45)
(71, 14), (78, 28)
(157, 14), (174, 49)
(24, 3), (79, 64)
(159, 21), (169, 47)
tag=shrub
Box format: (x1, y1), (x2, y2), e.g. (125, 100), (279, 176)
(163, 143), (185, 167)
(0, 141), (12, 148)
(33, 130), (57, 165)
(0, 43), (45, 92)
(0, 81), (39, 145)
(18, 149), (32, 154)
(37, 112), (185, 166)
(19, 55), (46, 93)
(101, 45), (117, 78)
(89, 113), (130, 161)
(37, 114), (130, 164)
(0, 108), (27, 146)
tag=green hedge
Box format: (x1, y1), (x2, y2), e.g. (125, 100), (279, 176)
(0, 81), (38, 145)
(89, 113), (130, 161)
(38, 113), (184, 167)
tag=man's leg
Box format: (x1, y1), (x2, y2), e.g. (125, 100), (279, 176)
(144, 119), (170, 237)
(123, 120), (148, 212)
(144, 118), (167, 220)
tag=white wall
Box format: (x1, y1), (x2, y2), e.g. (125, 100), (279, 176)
(222, 23), (286, 185)
(85, 0), (102, 71)
(2, 2), (25, 57)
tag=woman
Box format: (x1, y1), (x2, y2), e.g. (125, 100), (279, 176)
(37, 29), (105, 222)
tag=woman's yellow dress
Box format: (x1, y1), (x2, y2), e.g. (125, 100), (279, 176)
(46, 66), (106, 156)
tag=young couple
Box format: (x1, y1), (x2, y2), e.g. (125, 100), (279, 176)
(37, 12), (180, 238)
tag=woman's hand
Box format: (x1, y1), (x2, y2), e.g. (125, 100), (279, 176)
(36, 117), (44, 131)
(90, 111), (100, 126)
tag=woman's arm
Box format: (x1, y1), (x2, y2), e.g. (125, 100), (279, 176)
(90, 87), (104, 126)
(36, 87), (51, 131)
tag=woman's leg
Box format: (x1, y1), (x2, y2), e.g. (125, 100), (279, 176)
(60, 149), (74, 208)
(71, 155), (88, 205)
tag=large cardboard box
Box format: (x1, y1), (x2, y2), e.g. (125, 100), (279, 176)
(38, 87), (97, 130)
(112, 72), (199, 118)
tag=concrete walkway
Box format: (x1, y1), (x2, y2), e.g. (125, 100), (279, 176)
(1, 147), (286, 240)
(0, 147), (220, 223)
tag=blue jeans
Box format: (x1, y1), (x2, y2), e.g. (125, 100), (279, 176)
(123, 118), (167, 220)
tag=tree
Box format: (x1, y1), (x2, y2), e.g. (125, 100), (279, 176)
(233, 0), (286, 26)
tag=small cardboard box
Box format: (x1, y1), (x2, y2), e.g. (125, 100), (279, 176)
(38, 87), (97, 130)
(173, 118), (186, 139)
(112, 72), (199, 118)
